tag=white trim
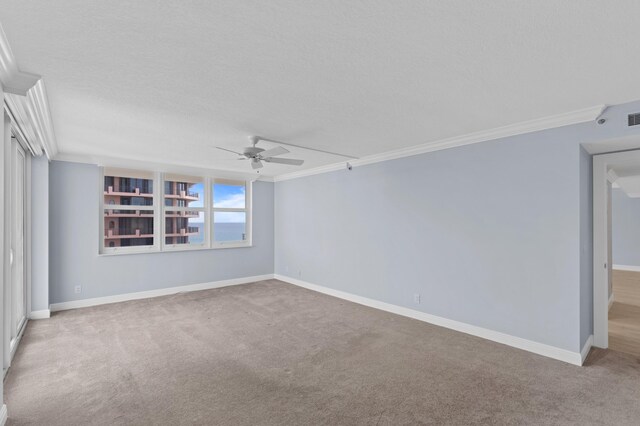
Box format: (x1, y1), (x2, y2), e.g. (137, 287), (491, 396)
(50, 274), (273, 312)
(581, 335), (594, 364)
(593, 149), (640, 349)
(609, 293), (615, 311)
(2, 111), (11, 371)
(9, 317), (27, 361)
(4, 83), (57, 159)
(4, 97), (42, 157)
(0, 404), (7, 426)
(25, 80), (58, 158)
(593, 154), (611, 348)
(29, 309), (50, 320)
(274, 105), (606, 182)
(275, 274), (586, 366)
(612, 264), (640, 272)
(0, 25), (57, 158)
(274, 162), (347, 182)
(25, 154), (32, 324)
(0, 25), (39, 95)
(54, 152), (274, 183)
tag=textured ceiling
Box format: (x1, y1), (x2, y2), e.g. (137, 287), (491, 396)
(3, 1), (640, 176)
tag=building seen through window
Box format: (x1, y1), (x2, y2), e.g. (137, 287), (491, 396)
(103, 171), (156, 247)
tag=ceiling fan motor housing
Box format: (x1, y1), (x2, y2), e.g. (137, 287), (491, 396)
(244, 147), (265, 157)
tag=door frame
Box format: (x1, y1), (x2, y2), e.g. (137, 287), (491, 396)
(593, 148), (640, 348)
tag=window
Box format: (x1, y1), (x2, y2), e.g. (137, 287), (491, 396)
(212, 179), (249, 246)
(163, 174), (206, 249)
(102, 168), (157, 253)
(100, 169), (252, 254)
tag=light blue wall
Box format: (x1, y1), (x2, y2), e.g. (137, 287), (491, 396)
(275, 99), (640, 354)
(31, 156), (49, 312)
(49, 161), (274, 304)
(45, 99), (640, 354)
(612, 188), (640, 267)
(276, 125), (586, 352)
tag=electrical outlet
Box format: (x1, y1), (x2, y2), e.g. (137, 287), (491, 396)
(74, 285), (82, 294)
(413, 293), (420, 304)
(298, 270), (302, 277)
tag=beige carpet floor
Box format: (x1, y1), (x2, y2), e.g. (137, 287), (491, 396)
(4, 279), (640, 425)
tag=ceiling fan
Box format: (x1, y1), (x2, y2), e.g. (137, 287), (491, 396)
(217, 135), (359, 171)
(216, 136), (304, 170)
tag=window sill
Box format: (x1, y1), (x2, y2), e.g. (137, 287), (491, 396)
(99, 243), (253, 256)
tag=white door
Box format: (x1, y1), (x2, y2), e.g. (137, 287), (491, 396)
(9, 139), (26, 355)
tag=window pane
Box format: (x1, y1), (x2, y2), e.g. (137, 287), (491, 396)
(165, 211), (205, 246)
(213, 182), (245, 208)
(104, 172), (154, 207)
(164, 175), (204, 208)
(104, 209), (154, 247)
(214, 212), (246, 242)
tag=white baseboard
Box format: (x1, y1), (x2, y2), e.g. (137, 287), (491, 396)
(581, 335), (594, 364)
(612, 264), (640, 272)
(0, 404), (7, 426)
(50, 274), (274, 312)
(29, 309), (50, 320)
(609, 293), (615, 311)
(274, 274), (585, 366)
(49, 273), (586, 366)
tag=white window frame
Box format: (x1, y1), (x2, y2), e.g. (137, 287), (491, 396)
(211, 178), (252, 249)
(99, 168), (160, 255)
(99, 169), (253, 255)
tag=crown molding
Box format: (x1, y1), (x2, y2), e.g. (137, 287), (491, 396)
(26, 79), (58, 157)
(0, 25), (39, 95)
(4, 81), (58, 159)
(272, 162), (347, 182)
(1, 23), (57, 158)
(53, 151), (276, 183)
(4, 94), (42, 156)
(274, 105), (607, 182)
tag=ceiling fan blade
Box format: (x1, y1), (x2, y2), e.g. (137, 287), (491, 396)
(216, 146), (244, 156)
(263, 157), (304, 166)
(258, 146), (289, 158)
(251, 159), (263, 169)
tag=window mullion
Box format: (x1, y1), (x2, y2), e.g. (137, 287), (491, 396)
(209, 178), (216, 247)
(154, 171), (162, 252)
(206, 177), (212, 248)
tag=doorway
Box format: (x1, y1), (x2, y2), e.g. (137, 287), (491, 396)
(593, 149), (640, 351)
(607, 169), (640, 356)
